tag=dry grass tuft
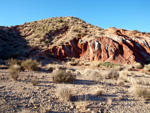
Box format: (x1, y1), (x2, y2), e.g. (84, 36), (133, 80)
(94, 89), (104, 96)
(129, 85), (150, 101)
(9, 58), (22, 66)
(46, 64), (55, 72)
(57, 86), (72, 101)
(106, 69), (119, 80)
(144, 64), (150, 72)
(107, 98), (113, 106)
(52, 69), (76, 83)
(31, 79), (39, 86)
(18, 109), (33, 113)
(117, 79), (125, 87)
(67, 58), (80, 66)
(136, 88), (150, 99)
(98, 62), (120, 68)
(56, 65), (67, 70)
(132, 62), (143, 69)
(21, 59), (40, 71)
(84, 68), (93, 75)
(9, 64), (20, 80)
(116, 95), (123, 101)
(90, 71), (103, 82)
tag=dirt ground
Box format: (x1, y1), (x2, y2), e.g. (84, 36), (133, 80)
(0, 64), (150, 113)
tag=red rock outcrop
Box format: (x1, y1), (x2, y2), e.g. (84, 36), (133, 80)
(1, 17), (150, 65)
(36, 28), (150, 65)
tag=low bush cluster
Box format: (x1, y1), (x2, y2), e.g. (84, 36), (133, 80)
(136, 88), (150, 99)
(52, 69), (76, 83)
(57, 86), (72, 101)
(9, 58), (40, 80)
(98, 62), (120, 68)
(9, 58), (40, 71)
(106, 69), (119, 80)
(21, 59), (39, 71)
(9, 64), (20, 80)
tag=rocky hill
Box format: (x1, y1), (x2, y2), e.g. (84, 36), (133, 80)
(0, 16), (150, 64)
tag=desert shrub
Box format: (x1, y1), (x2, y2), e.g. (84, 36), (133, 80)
(56, 65), (67, 70)
(0, 65), (8, 69)
(144, 64), (150, 72)
(84, 68), (93, 75)
(48, 66), (54, 72)
(52, 69), (76, 83)
(117, 79), (125, 87)
(21, 59), (39, 71)
(31, 79), (39, 86)
(129, 86), (150, 101)
(73, 29), (79, 32)
(51, 61), (58, 64)
(115, 65), (125, 71)
(9, 64), (20, 80)
(106, 69), (119, 80)
(131, 30), (139, 35)
(46, 64), (55, 72)
(67, 58), (80, 66)
(9, 58), (22, 66)
(18, 109), (33, 113)
(107, 98), (113, 106)
(68, 61), (79, 66)
(98, 62), (120, 68)
(136, 88), (150, 99)
(132, 62), (143, 69)
(58, 19), (64, 23)
(147, 32), (150, 35)
(94, 89), (104, 96)
(90, 71), (103, 82)
(57, 86), (72, 101)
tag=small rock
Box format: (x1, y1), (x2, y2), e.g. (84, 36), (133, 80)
(87, 108), (91, 111)
(70, 105), (74, 109)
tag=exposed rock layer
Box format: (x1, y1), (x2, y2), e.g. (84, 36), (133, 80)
(0, 17), (150, 64)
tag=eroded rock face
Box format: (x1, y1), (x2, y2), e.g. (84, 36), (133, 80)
(41, 29), (150, 64)
(1, 17), (150, 64)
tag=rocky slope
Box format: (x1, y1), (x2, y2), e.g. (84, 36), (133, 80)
(0, 16), (150, 64)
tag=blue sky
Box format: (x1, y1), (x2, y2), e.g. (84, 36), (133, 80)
(0, 0), (150, 32)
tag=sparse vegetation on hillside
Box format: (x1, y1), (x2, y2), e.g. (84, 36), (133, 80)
(0, 27), (27, 59)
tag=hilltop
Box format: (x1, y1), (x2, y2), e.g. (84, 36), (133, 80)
(1, 16), (150, 64)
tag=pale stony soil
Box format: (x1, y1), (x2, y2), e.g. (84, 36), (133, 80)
(0, 64), (150, 113)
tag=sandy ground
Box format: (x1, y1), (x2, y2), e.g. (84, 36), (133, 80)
(0, 65), (150, 113)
